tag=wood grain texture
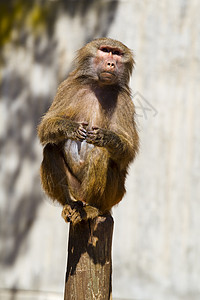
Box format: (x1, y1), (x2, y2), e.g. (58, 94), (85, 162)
(64, 214), (113, 300)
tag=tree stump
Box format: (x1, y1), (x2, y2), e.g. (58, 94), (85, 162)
(64, 213), (114, 300)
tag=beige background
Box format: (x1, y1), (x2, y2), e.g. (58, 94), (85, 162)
(0, 0), (200, 299)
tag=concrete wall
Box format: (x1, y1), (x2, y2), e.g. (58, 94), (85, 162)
(1, 0), (200, 299)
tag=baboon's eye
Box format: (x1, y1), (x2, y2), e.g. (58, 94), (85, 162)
(101, 48), (110, 53)
(112, 50), (121, 56)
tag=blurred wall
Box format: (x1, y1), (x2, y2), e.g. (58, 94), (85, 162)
(0, 0), (200, 299)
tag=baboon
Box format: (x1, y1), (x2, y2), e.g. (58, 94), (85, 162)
(38, 38), (139, 225)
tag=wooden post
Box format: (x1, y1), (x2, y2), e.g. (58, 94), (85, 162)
(64, 213), (114, 300)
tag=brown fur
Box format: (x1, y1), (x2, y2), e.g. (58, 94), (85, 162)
(37, 38), (139, 225)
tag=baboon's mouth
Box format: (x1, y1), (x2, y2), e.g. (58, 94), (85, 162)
(99, 72), (116, 82)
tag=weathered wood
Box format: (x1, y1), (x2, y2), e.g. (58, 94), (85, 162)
(64, 214), (114, 300)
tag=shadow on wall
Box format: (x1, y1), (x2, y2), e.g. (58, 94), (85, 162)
(0, 0), (119, 266)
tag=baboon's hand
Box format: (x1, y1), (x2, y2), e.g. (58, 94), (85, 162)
(67, 121), (88, 141)
(86, 126), (108, 147)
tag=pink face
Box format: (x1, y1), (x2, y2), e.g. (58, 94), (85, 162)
(94, 45), (124, 85)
